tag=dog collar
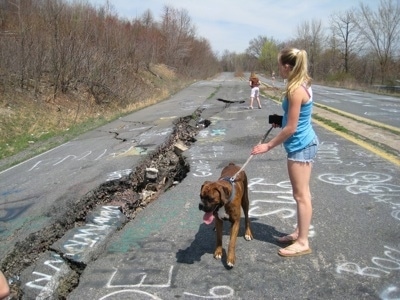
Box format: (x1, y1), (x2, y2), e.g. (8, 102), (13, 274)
(219, 177), (235, 203)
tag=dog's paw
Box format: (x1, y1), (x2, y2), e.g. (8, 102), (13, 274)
(214, 253), (222, 260)
(214, 248), (223, 260)
(227, 256), (235, 267)
(244, 234), (253, 241)
(214, 246), (223, 259)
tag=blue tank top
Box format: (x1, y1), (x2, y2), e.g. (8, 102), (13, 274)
(281, 86), (316, 153)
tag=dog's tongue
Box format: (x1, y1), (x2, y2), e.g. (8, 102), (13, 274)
(203, 212), (214, 225)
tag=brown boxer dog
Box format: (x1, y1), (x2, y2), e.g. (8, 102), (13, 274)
(199, 162), (253, 267)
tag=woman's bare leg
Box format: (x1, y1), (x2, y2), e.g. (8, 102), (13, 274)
(279, 160), (313, 255)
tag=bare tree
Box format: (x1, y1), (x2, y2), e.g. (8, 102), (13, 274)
(160, 5), (196, 68)
(246, 36), (269, 59)
(7, 0), (28, 89)
(181, 37), (219, 78)
(355, 0), (400, 83)
(134, 10), (162, 70)
(295, 19), (325, 79)
(329, 9), (362, 74)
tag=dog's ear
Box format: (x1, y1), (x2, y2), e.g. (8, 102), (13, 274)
(218, 184), (231, 204)
(200, 181), (212, 193)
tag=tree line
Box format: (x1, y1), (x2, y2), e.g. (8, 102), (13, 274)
(0, 0), (220, 106)
(221, 0), (400, 88)
(1, 0), (399, 109)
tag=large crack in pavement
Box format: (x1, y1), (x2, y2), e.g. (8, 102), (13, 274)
(1, 108), (210, 299)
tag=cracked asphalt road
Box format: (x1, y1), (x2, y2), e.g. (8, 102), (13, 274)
(1, 72), (400, 299)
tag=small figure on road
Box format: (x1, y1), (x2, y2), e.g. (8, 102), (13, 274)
(251, 48), (319, 257)
(0, 271), (10, 300)
(248, 72), (262, 109)
(272, 71), (276, 86)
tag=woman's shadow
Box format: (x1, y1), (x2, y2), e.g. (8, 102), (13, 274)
(175, 217), (287, 268)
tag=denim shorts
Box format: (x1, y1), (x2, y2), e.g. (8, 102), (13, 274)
(287, 136), (319, 163)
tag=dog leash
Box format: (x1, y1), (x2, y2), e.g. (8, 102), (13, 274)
(229, 126), (274, 182)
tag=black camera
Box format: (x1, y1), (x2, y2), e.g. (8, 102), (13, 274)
(268, 114), (283, 127)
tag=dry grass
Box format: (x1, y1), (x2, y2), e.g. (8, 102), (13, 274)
(0, 64), (189, 162)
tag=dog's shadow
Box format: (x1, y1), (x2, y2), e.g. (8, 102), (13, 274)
(176, 218), (286, 268)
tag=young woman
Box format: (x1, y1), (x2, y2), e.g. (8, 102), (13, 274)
(248, 72), (262, 109)
(251, 48), (319, 257)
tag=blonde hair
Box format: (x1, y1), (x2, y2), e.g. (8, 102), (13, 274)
(249, 72), (257, 79)
(279, 48), (312, 97)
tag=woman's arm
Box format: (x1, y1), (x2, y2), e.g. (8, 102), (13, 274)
(251, 87), (305, 155)
(0, 271), (10, 300)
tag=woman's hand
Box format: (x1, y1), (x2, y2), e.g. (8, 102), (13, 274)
(251, 143), (270, 155)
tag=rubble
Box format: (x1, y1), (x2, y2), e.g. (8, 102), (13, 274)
(1, 109), (211, 299)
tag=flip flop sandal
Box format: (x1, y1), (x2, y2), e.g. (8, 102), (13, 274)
(278, 246), (312, 257)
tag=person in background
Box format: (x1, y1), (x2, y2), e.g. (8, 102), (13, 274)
(251, 48), (319, 257)
(272, 71), (276, 86)
(248, 72), (262, 109)
(0, 271), (10, 300)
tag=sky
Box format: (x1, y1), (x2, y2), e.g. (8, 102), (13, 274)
(86, 0), (379, 54)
